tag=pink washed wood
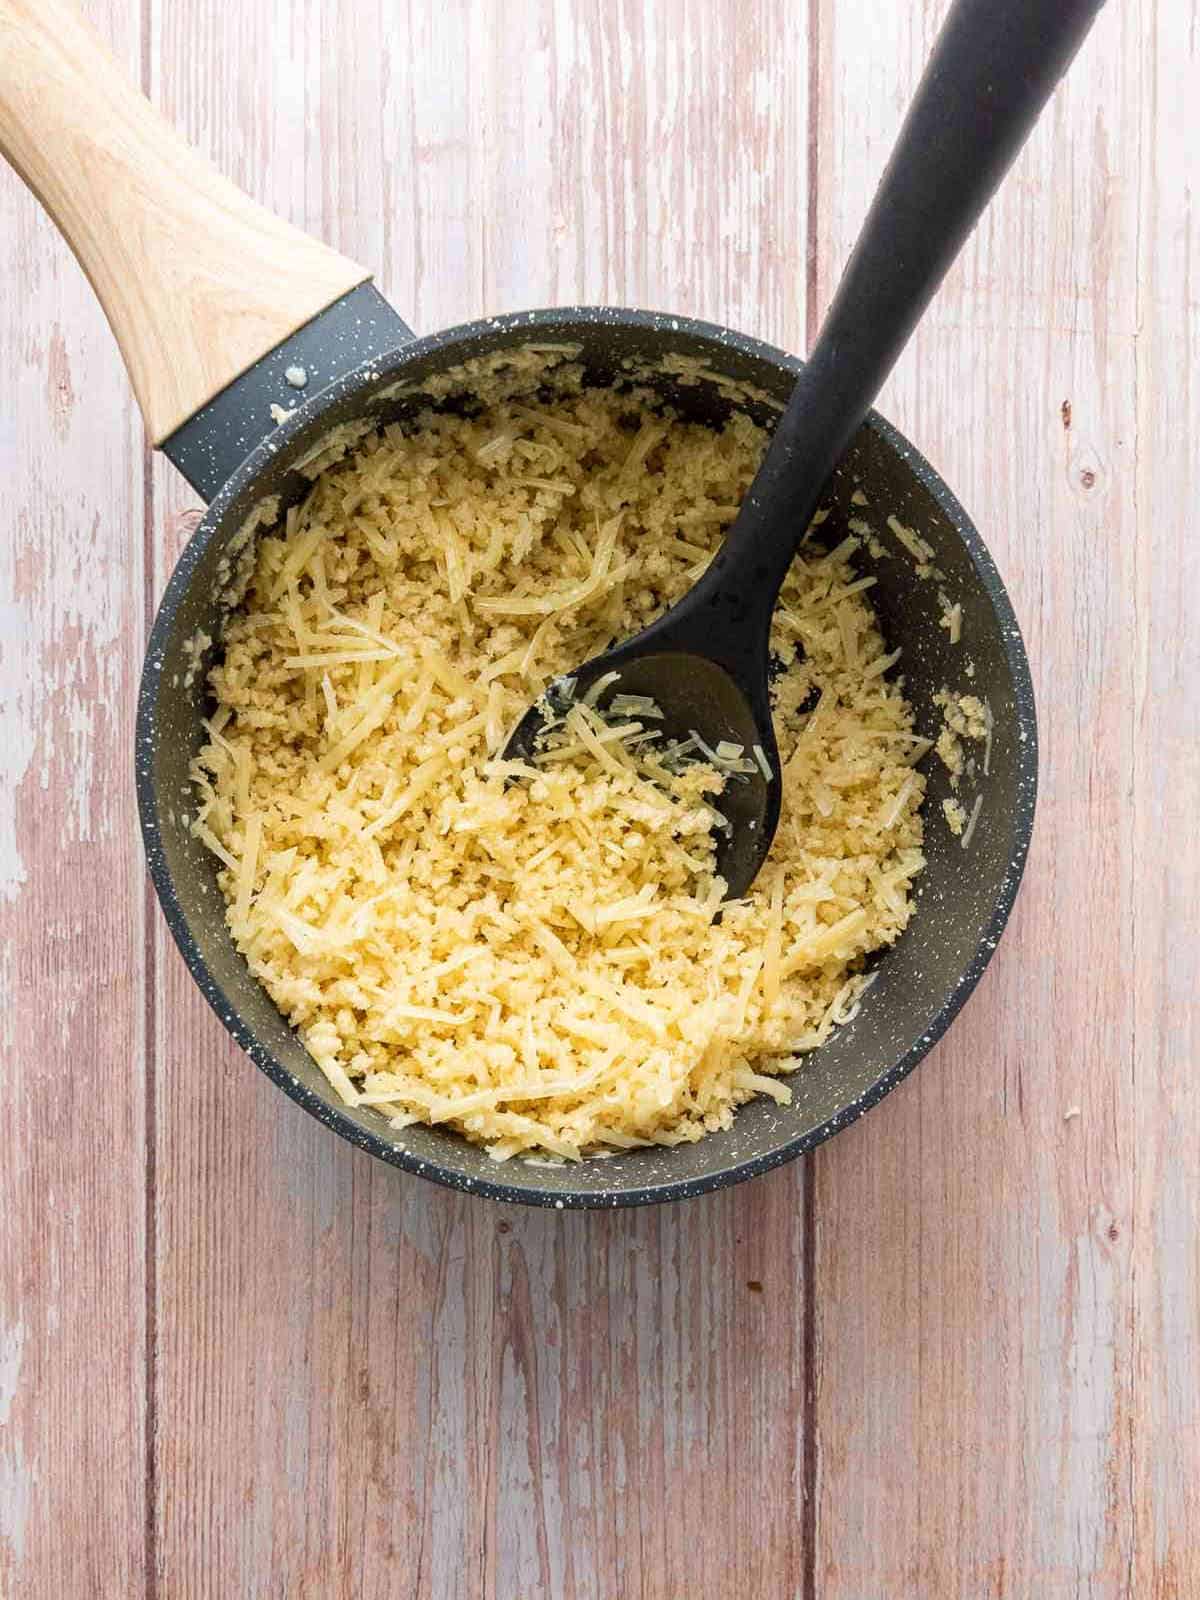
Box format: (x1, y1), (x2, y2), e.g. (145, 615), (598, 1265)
(0, 4), (148, 1595)
(3, 0), (1195, 1594)
(810, 0), (1199, 1594)
(1129, 0), (1200, 1589)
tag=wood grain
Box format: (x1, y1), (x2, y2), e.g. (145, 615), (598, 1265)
(0, 0), (369, 444)
(0, 5), (148, 1595)
(810, 0), (1198, 1594)
(1130, 1), (1200, 1590)
(147, 2), (812, 1596)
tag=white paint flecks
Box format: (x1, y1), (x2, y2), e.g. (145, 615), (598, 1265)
(2, 312), (137, 896)
(0, 1321), (24, 1427)
(0, 1320), (29, 1566)
(0, 600), (36, 902)
(0, 1447), (31, 1568)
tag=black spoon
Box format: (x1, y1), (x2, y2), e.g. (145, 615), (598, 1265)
(505, 0), (1104, 897)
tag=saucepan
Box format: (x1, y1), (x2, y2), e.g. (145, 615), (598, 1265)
(0, 0), (1039, 1206)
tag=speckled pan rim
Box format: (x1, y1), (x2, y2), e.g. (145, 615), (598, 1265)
(136, 305), (1039, 1209)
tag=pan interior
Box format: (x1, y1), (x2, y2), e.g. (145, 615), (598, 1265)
(138, 311), (1035, 1206)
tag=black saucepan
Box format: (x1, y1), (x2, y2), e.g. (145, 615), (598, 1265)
(3, 4), (1036, 1208)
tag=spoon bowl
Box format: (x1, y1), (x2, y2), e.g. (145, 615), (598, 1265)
(503, 645), (780, 899)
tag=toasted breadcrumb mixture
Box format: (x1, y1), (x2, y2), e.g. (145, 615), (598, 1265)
(933, 688), (992, 789)
(191, 361), (927, 1162)
(942, 797), (968, 835)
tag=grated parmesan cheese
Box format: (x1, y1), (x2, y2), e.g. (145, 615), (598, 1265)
(886, 514), (935, 565)
(960, 793), (984, 849)
(191, 365), (927, 1161)
(938, 590), (963, 645)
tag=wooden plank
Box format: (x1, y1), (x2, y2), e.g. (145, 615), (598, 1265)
(810, 0), (1163, 1593)
(1130, 1), (1200, 1592)
(147, 2), (811, 1595)
(0, 2), (147, 1594)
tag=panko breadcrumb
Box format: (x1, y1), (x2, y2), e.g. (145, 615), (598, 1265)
(191, 375), (927, 1162)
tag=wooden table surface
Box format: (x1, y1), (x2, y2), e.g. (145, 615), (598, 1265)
(2, 2), (1197, 1595)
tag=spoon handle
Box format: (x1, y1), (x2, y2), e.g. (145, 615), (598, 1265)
(723, 0), (1106, 610)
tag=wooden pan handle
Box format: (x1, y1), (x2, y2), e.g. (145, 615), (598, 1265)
(0, 0), (372, 443)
